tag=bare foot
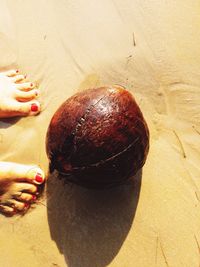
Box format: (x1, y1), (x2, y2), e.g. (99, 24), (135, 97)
(0, 162), (45, 216)
(0, 69), (40, 118)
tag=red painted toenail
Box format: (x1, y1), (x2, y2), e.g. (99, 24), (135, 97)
(35, 173), (43, 183)
(31, 103), (38, 112)
(16, 69), (19, 73)
(30, 83), (33, 87)
(24, 203), (29, 208)
(32, 195), (37, 201)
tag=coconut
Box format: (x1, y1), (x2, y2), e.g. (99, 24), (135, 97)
(46, 85), (149, 188)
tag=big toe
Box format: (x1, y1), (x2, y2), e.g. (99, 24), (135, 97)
(8, 100), (41, 117)
(26, 167), (45, 185)
(7, 163), (45, 185)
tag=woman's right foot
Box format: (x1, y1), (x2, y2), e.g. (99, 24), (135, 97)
(0, 69), (40, 118)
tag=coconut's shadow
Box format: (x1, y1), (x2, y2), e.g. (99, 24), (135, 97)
(47, 170), (142, 267)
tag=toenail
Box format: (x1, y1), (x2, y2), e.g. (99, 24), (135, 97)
(30, 83), (34, 87)
(10, 209), (16, 215)
(10, 203), (16, 209)
(35, 173), (43, 183)
(32, 195), (37, 201)
(16, 69), (19, 73)
(31, 103), (38, 112)
(24, 203), (29, 209)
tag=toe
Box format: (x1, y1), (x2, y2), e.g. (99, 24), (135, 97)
(14, 183), (38, 194)
(0, 204), (15, 216)
(11, 164), (45, 185)
(13, 192), (36, 202)
(6, 100), (41, 117)
(0, 162), (45, 185)
(16, 82), (36, 91)
(1, 69), (19, 77)
(14, 89), (39, 102)
(11, 74), (26, 83)
(23, 100), (41, 115)
(6, 199), (29, 211)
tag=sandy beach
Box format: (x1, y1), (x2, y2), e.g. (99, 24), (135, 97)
(0, 1), (200, 266)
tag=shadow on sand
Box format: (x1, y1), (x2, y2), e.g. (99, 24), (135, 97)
(0, 117), (20, 129)
(47, 170), (142, 267)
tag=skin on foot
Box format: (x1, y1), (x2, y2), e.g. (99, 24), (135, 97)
(0, 162), (45, 216)
(0, 69), (40, 118)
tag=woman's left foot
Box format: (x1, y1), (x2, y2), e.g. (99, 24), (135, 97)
(0, 162), (45, 216)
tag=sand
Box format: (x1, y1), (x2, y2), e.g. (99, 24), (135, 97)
(0, 0), (200, 266)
